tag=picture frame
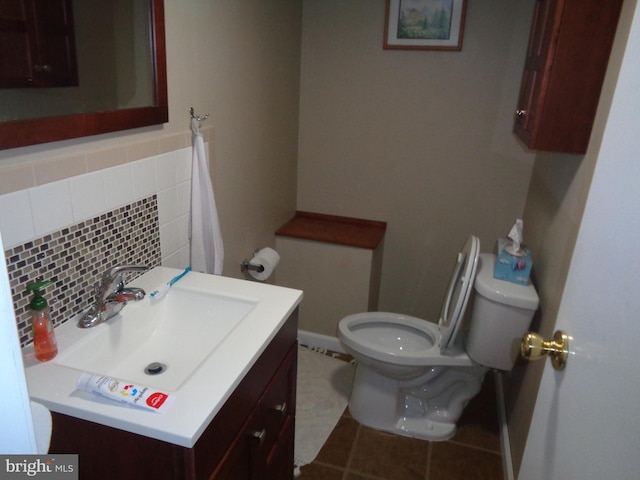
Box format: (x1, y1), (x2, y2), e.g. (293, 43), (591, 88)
(384, 0), (467, 51)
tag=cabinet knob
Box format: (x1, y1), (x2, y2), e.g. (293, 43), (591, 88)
(515, 109), (527, 117)
(33, 64), (52, 73)
(251, 429), (266, 446)
(272, 402), (287, 416)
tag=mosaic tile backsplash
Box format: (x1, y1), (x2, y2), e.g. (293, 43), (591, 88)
(5, 196), (161, 347)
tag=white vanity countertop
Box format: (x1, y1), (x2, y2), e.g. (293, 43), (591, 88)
(23, 267), (303, 448)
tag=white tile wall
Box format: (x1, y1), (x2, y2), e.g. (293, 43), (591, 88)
(29, 180), (74, 237)
(103, 164), (135, 211)
(0, 147), (195, 268)
(69, 171), (107, 221)
(0, 190), (35, 246)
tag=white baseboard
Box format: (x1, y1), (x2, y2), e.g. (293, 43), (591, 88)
(495, 372), (515, 480)
(297, 330), (345, 353)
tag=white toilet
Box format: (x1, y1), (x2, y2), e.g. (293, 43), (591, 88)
(337, 235), (539, 441)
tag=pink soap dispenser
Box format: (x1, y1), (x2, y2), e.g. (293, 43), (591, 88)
(26, 280), (58, 361)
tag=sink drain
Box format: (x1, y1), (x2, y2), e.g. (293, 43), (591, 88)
(144, 362), (167, 375)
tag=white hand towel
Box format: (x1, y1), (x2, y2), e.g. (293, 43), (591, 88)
(190, 118), (224, 274)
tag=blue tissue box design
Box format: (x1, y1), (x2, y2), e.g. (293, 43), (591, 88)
(494, 238), (532, 285)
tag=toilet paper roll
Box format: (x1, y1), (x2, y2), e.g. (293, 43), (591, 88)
(249, 247), (280, 281)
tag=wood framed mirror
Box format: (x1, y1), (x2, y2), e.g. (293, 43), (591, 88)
(0, 0), (168, 150)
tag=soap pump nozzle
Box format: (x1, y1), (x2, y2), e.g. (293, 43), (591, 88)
(27, 280), (52, 311)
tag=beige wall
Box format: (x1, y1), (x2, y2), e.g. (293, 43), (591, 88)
(4, 1), (629, 473)
(297, 0), (536, 319)
(0, 1), (302, 279)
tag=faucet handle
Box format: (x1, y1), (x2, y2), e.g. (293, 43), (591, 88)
(102, 264), (149, 281)
(101, 264), (149, 298)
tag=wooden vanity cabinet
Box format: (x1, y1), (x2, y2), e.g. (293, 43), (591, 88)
(49, 309), (299, 480)
(513, 0), (623, 154)
(204, 346), (297, 480)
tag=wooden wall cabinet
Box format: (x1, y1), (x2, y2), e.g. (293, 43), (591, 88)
(49, 310), (298, 480)
(0, 0), (78, 88)
(513, 0), (623, 154)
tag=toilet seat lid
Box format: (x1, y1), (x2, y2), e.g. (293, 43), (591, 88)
(438, 235), (480, 354)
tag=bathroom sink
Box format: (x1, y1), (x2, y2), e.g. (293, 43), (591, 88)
(55, 285), (256, 391)
(23, 266), (303, 447)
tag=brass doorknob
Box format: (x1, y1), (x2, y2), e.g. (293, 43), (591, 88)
(521, 330), (569, 371)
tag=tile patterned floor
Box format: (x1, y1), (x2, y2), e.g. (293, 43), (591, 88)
(297, 367), (503, 480)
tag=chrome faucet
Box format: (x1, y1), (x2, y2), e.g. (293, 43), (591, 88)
(77, 264), (149, 328)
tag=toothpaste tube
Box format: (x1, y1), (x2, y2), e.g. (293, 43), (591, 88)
(77, 373), (172, 413)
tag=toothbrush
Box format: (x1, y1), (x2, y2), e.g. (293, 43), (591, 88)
(149, 266), (191, 301)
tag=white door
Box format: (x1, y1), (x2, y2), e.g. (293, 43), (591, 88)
(0, 231), (37, 453)
(519, 2), (640, 478)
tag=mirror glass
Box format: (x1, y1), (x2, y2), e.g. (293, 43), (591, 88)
(0, 0), (167, 150)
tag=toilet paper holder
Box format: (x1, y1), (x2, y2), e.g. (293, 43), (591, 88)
(240, 260), (265, 273)
(241, 249), (265, 273)
(240, 247), (280, 281)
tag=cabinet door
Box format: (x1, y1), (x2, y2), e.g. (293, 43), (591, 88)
(255, 345), (297, 480)
(0, 0), (77, 88)
(0, 0), (37, 87)
(264, 417), (295, 480)
(513, 0), (623, 154)
(30, 0), (78, 87)
(513, 0), (558, 148)
(210, 345), (297, 480)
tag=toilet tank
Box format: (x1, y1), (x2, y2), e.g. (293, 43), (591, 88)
(465, 253), (539, 371)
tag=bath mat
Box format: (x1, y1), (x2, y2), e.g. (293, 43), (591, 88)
(294, 345), (355, 468)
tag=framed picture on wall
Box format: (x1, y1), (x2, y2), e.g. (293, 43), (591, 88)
(384, 0), (467, 51)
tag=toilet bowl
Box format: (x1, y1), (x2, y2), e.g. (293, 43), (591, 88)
(337, 235), (539, 441)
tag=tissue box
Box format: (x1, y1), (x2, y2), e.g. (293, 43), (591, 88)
(494, 238), (532, 285)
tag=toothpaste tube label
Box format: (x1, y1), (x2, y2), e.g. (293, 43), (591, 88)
(77, 373), (173, 413)
(146, 391), (169, 409)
